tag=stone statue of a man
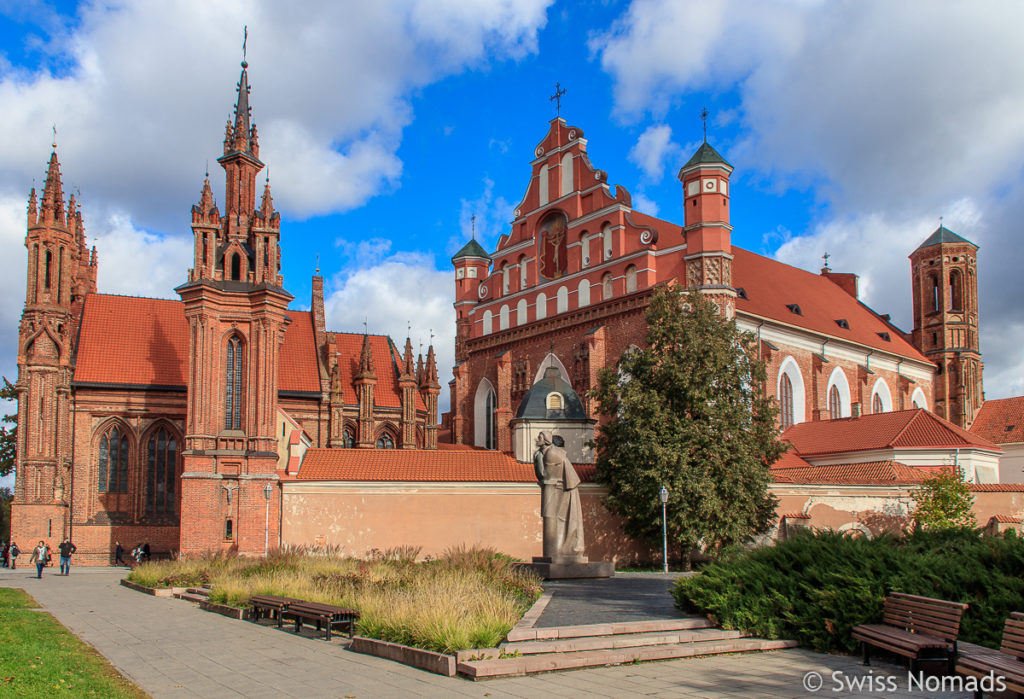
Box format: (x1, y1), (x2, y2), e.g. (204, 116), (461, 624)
(534, 431), (586, 563)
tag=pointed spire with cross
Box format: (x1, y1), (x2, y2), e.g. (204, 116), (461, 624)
(471, 214), (476, 240)
(822, 251), (831, 272)
(550, 82), (567, 117)
(701, 106), (709, 143)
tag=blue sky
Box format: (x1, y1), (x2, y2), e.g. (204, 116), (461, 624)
(2, 1), (1024, 490)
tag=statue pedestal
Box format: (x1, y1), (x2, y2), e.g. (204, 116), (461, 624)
(526, 557), (614, 579)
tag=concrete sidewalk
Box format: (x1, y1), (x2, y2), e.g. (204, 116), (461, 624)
(0, 566), (971, 698)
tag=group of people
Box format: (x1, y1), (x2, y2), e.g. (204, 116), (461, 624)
(1, 539), (76, 577)
(114, 540), (151, 567)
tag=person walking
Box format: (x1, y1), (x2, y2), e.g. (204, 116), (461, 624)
(114, 540), (127, 567)
(142, 542), (151, 562)
(58, 538), (76, 575)
(29, 540), (49, 579)
(2, 541), (8, 568)
(9, 541), (19, 569)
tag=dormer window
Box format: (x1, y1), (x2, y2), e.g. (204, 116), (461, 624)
(736, 287), (748, 300)
(835, 319), (849, 329)
(546, 392), (565, 418)
(786, 304), (802, 316)
(878, 332), (891, 342)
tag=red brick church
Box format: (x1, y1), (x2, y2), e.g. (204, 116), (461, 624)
(11, 61), (441, 562)
(11, 57), (1016, 564)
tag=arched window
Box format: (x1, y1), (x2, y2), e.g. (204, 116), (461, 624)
(538, 163), (549, 205)
(499, 305), (510, 330)
(56, 248), (63, 303)
(535, 292), (547, 320)
(602, 273), (613, 300)
(949, 270), (963, 311)
(577, 279), (590, 307)
(516, 299), (528, 325)
(870, 379), (892, 414)
(501, 263), (510, 295)
(777, 357), (806, 427)
(342, 429), (354, 448)
(829, 385), (842, 420)
(231, 253), (242, 281)
(602, 223), (613, 260)
(556, 286), (568, 313)
(225, 336), (244, 430)
(580, 234), (590, 268)
(145, 427), (178, 516)
(98, 425), (129, 493)
(481, 310), (493, 335)
(560, 152), (574, 196)
(780, 374), (794, 430)
(911, 388), (927, 410)
(474, 379), (497, 449)
(44, 249), (52, 290)
(625, 265), (638, 293)
(930, 274), (939, 312)
(519, 255), (528, 289)
(376, 433), (395, 449)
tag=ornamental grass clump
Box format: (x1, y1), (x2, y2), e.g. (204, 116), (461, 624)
(130, 545), (540, 653)
(673, 528), (1024, 653)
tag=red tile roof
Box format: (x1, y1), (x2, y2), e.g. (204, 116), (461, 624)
(771, 460), (932, 485)
(297, 448), (597, 482)
(782, 409), (1000, 457)
(971, 397), (1024, 444)
(731, 248), (928, 362)
(782, 512), (811, 519)
(73, 294), (319, 392)
(988, 515), (1022, 524)
(298, 448), (535, 481)
(74, 294), (189, 386)
(279, 311), (321, 393)
(969, 484), (1024, 492)
(771, 449), (815, 470)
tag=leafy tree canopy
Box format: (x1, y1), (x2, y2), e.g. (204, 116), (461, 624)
(592, 287), (784, 567)
(911, 468), (976, 530)
(0, 377), (15, 479)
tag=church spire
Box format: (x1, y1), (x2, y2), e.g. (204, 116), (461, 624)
(356, 333), (376, 380)
(41, 149), (66, 224)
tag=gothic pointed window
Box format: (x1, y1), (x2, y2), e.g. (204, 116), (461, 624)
(342, 429), (354, 448)
(779, 374), (794, 430)
(98, 425), (129, 493)
(225, 336), (244, 430)
(930, 274), (940, 312)
(231, 253), (241, 281)
(829, 385), (841, 420)
(872, 393), (884, 414)
(56, 248), (63, 303)
(145, 427), (178, 516)
(949, 270), (963, 311)
(44, 249), (52, 290)
(376, 433), (395, 449)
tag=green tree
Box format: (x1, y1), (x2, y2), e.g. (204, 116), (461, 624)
(0, 486), (11, 542)
(0, 377), (15, 479)
(911, 468), (976, 530)
(592, 287), (784, 569)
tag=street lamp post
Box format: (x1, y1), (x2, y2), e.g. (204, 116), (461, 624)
(659, 486), (669, 574)
(263, 483), (273, 557)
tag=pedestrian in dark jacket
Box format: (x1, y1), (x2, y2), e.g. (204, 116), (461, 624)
(2, 541), (8, 567)
(9, 541), (19, 569)
(58, 539), (76, 575)
(114, 540), (127, 567)
(142, 542), (151, 562)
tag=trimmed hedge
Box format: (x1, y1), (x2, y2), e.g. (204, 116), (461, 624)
(673, 529), (1024, 653)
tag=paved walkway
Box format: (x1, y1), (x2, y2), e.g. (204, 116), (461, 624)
(536, 572), (688, 627)
(0, 566), (973, 698)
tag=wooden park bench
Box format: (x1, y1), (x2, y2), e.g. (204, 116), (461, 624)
(282, 601), (360, 641)
(250, 594), (301, 628)
(853, 592), (969, 672)
(957, 612), (1024, 698)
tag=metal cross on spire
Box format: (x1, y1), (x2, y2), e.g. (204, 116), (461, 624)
(407, 320), (411, 338)
(939, 215), (944, 229)
(823, 251), (831, 271)
(700, 106), (709, 143)
(242, 25), (248, 65)
(430, 329), (435, 345)
(52, 123), (57, 149)
(550, 82), (567, 117)
(315, 253), (320, 274)
(471, 214), (476, 240)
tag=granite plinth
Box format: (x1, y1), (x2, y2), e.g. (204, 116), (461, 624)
(527, 558), (614, 579)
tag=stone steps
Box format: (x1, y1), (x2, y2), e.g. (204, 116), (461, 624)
(174, 587), (211, 603)
(500, 626), (746, 655)
(505, 617), (712, 642)
(458, 637), (799, 679)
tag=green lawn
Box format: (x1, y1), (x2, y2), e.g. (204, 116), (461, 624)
(0, 588), (147, 698)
